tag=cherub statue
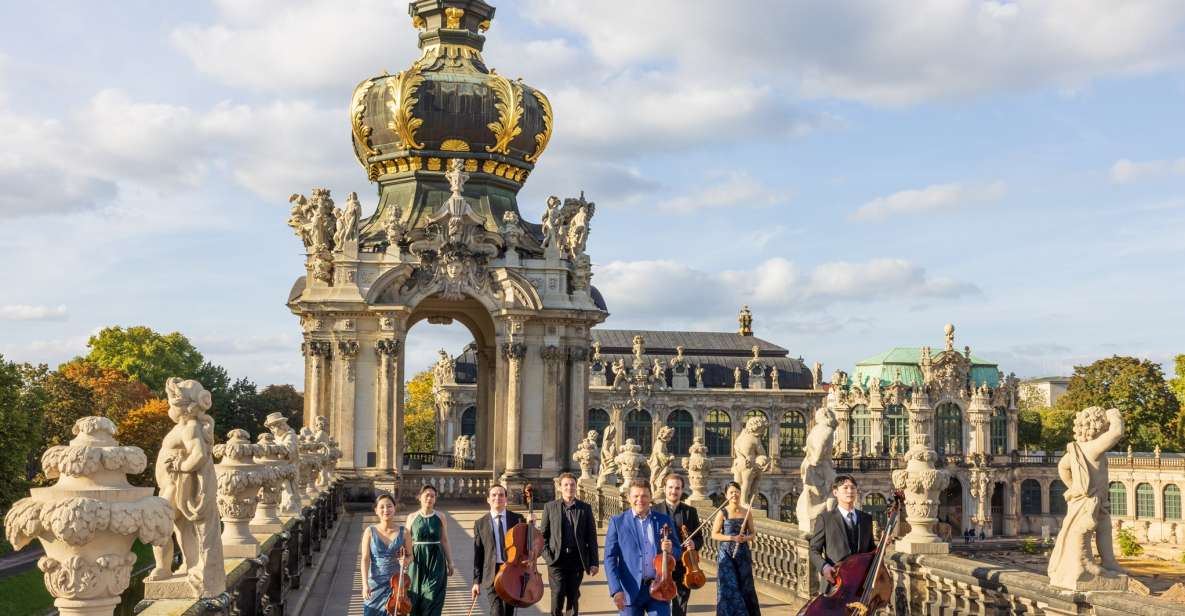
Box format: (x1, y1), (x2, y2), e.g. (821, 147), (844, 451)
(731, 415), (772, 505)
(797, 406), (839, 532)
(566, 197), (595, 258)
(649, 426), (675, 493)
(597, 423), (619, 488)
(541, 196), (561, 248)
(264, 412), (302, 515)
(651, 358), (666, 388)
(611, 358), (627, 388)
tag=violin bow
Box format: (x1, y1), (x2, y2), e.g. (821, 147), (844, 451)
(465, 592), (478, 616)
(731, 493), (757, 559)
(679, 499), (730, 544)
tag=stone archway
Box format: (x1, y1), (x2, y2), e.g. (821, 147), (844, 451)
(940, 477), (964, 536)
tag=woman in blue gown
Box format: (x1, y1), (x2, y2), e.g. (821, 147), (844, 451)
(712, 481), (760, 616)
(360, 493), (409, 616)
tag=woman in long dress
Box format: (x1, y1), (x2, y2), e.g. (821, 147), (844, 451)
(406, 485), (455, 616)
(712, 481), (761, 616)
(360, 494), (409, 616)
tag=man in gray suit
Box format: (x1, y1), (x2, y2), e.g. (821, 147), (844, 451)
(808, 475), (875, 593)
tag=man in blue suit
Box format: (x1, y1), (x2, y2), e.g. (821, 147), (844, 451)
(604, 479), (681, 615)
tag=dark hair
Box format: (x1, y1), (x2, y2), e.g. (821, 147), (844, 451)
(557, 472), (577, 484)
(375, 493), (397, 509)
(831, 475), (857, 490)
(488, 483), (507, 497)
(419, 484), (438, 496)
(628, 479), (651, 493)
(662, 473), (685, 489)
(725, 480), (742, 494)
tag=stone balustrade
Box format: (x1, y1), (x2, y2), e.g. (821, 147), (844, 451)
(399, 469), (492, 500)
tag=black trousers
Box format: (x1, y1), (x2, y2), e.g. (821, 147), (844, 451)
(547, 551), (585, 616)
(486, 563), (516, 616)
(670, 565), (691, 616)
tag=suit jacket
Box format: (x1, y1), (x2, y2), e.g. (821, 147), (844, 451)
(603, 509), (682, 606)
(540, 499), (598, 570)
(808, 507), (874, 591)
(651, 500), (702, 581)
(473, 509), (525, 590)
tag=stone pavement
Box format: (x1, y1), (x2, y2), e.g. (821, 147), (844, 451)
(301, 504), (795, 615)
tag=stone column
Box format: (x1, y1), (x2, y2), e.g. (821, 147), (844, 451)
(541, 344), (564, 470)
(568, 345), (591, 468)
(336, 339), (359, 468)
(476, 346), (494, 470)
(375, 339), (400, 474)
(768, 415), (781, 471)
(393, 340), (407, 475)
(869, 408), (884, 455)
(307, 340), (332, 424)
(214, 429), (270, 558)
(1006, 407), (1019, 452)
(501, 338), (527, 485)
(833, 404), (851, 454)
(892, 390), (951, 554)
(1041, 479), (1051, 515)
(968, 386), (991, 457)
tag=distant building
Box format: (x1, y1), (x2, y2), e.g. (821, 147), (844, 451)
(1020, 376), (1071, 407)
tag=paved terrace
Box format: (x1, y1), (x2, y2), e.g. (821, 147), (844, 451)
(302, 504), (799, 615)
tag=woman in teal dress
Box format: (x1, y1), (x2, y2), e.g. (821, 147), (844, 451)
(360, 494), (409, 616)
(712, 481), (761, 616)
(406, 485), (456, 616)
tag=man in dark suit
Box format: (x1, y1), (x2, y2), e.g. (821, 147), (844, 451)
(650, 473), (702, 616)
(540, 472), (599, 616)
(604, 479), (681, 615)
(809, 474), (875, 593)
(472, 483), (526, 616)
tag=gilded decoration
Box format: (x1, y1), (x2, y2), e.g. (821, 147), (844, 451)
(441, 139), (471, 152)
(524, 89), (552, 162)
(386, 66), (426, 150)
(485, 71), (523, 155)
(479, 19), (491, 32)
(445, 7), (464, 29)
(350, 79), (378, 159)
(412, 15), (426, 30)
(428, 157), (442, 171)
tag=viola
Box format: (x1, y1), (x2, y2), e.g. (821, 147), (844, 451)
(796, 491), (904, 616)
(678, 524), (707, 590)
(385, 544), (412, 615)
(494, 484), (545, 607)
(649, 524), (678, 602)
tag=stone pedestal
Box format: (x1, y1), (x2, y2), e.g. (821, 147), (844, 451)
(892, 448), (951, 555)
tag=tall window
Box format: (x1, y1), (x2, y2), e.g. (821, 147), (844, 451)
(935, 403), (963, 456)
(863, 493), (888, 529)
(1165, 485), (1182, 520)
(460, 406), (477, 437)
(744, 409), (769, 450)
(586, 408), (610, 442)
(779, 410), (807, 456)
(1050, 480), (1068, 516)
(625, 410), (653, 454)
(1136, 483), (1155, 518)
(882, 404), (908, 455)
(849, 405), (871, 455)
(1021, 479), (1042, 515)
(781, 492), (798, 524)
(1109, 482), (1127, 517)
(990, 407), (1008, 455)
(667, 409), (693, 455)
(755, 493), (769, 515)
(706, 410), (732, 456)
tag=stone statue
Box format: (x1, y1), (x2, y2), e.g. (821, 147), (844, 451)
(731, 415), (772, 505)
(944, 323), (955, 352)
(502, 210), (524, 254)
(434, 349), (455, 385)
(651, 358), (666, 388)
(541, 195), (560, 249)
(333, 191), (361, 249)
(615, 438), (647, 494)
(385, 205), (406, 247)
(566, 196), (594, 258)
(572, 430), (600, 481)
(287, 193), (314, 247)
(597, 424), (619, 488)
(298, 427), (324, 503)
(1048, 407), (1128, 590)
(649, 426), (675, 494)
(686, 437), (711, 499)
(453, 435), (471, 467)
(611, 358), (627, 388)
(695, 365), (705, 388)
(312, 416), (339, 488)
(797, 407), (838, 533)
(265, 412), (302, 515)
(733, 366), (743, 389)
(147, 378), (227, 598)
(738, 305), (753, 335)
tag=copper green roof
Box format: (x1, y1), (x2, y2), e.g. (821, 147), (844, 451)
(852, 347), (999, 389)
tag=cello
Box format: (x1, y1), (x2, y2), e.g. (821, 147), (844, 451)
(385, 544), (412, 615)
(679, 524), (707, 590)
(494, 484), (545, 607)
(796, 491), (904, 616)
(649, 524), (678, 602)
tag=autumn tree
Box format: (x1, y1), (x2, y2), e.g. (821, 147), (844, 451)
(117, 399), (173, 486)
(86, 326), (204, 394)
(403, 370), (436, 453)
(0, 355), (44, 511)
(1056, 356), (1180, 451)
(58, 358), (152, 425)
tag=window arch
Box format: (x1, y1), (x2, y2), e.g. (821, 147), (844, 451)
(935, 403), (963, 456)
(882, 404), (908, 455)
(863, 493), (888, 529)
(586, 408), (610, 442)
(1021, 479), (1042, 515)
(460, 406), (477, 437)
(780, 491), (799, 523)
(779, 410), (807, 456)
(1136, 483), (1155, 518)
(667, 409), (693, 455)
(744, 409), (769, 450)
(1108, 482), (1127, 517)
(1165, 485), (1181, 520)
(755, 493), (769, 515)
(706, 410), (732, 456)
(990, 407), (1007, 455)
(625, 409), (653, 454)
(1050, 480), (1068, 516)
(849, 405), (871, 455)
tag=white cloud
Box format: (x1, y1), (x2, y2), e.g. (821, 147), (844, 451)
(850, 181), (1005, 222)
(656, 171), (786, 213)
(1110, 157), (1185, 183)
(0, 304), (68, 321)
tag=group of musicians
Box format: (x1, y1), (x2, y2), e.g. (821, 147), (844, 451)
(360, 473), (875, 616)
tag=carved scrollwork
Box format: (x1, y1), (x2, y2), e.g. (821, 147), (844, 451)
(337, 340), (360, 359)
(375, 339), (401, 356)
(350, 78), (378, 159)
(524, 88), (552, 162)
(502, 341), (527, 360)
(39, 553), (137, 600)
(485, 71), (523, 155)
(540, 345), (564, 363)
(387, 65), (426, 150)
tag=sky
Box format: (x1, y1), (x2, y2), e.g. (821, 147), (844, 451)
(2, 0), (1184, 387)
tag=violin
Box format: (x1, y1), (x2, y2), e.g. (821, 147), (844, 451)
(385, 544), (412, 615)
(796, 490), (904, 616)
(494, 484), (545, 607)
(649, 524), (678, 602)
(679, 524), (707, 590)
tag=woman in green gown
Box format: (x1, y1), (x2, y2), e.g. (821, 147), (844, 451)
(405, 485), (455, 616)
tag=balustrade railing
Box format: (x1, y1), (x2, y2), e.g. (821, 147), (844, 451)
(1107, 453), (1184, 469)
(399, 469), (490, 499)
(833, 456), (904, 472)
(402, 451), (476, 470)
(695, 507), (809, 601)
(1011, 451), (1061, 466)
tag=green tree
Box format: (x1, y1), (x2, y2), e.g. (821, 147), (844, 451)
(0, 355), (43, 512)
(1017, 408), (1043, 449)
(1038, 407), (1076, 454)
(403, 370), (436, 453)
(1057, 356), (1180, 451)
(85, 326), (204, 394)
(1170, 355), (1185, 446)
(255, 384), (304, 430)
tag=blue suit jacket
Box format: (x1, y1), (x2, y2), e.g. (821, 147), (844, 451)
(603, 509), (682, 605)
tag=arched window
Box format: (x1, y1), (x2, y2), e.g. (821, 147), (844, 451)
(1108, 482), (1127, 517)
(710, 493), (724, 508)
(863, 493), (888, 529)
(1136, 483), (1155, 518)
(849, 405), (871, 455)
(1021, 479), (1042, 515)
(882, 404), (908, 455)
(744, 409), (769, 450)
(779, 410), (807, 456)
(780, 491), (799, 524)
(586, 408), (610, 442)
(460, 406), (477, 437)
(1165, 485), (1182, 520)
(1050, 480), (1068, 516)
(990, 407), (1007, 455)
(755, 493), (769, 515)
(667, 409), (693, 455)
(935, 403), (963, 456)
(706, 410), (732, 456)
(625, 409), (653, 454)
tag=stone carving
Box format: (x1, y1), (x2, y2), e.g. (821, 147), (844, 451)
(649, 426), (675, 494)
(685, 437), (711, 499)
(385, 205), (406, 248)
(738, 305), (752, 336)
(298, 427), (327, 504)
(312, 416), (340, 489)
(4, 417), (172, 616)
(147, 378), (226, 598)
(333, 191), (362, 249)
(541, 195), (561, 250)
(564, 193), (594, 258)
(731, 415), (772, 505)
(265, 412), (302, 516)
(501, 210), (524, 255)
(251, 432), (293, 531)
(597, 424), (619, 488)
(213, 429), (273, 557)
(289, 189), (338, 284)
(651, 358), (667, 390)
(433, 349), (456, 385)
(1048, 407), (1128, 591)
(694, 365), (705, 388)
(733, 366), (743, 389)
(453, 435), (474, 468)
(891, 392), (951, 554)
(797, 407), (838, 533)
(614, 439), (647, 494)
(572, 430), (600, 481)
(611, 358), (627, 389)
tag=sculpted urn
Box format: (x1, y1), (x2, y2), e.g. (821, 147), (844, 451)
(213, 429), (275, 557)
(251, 432), (294, 533)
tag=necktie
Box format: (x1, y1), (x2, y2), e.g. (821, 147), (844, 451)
(846, 511), (858, 551)
(496, 513), (506, 562)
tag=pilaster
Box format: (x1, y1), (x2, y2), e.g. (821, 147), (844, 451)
(335, 339), (359, 468)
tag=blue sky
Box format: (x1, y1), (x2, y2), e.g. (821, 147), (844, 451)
(2, 0), (1184, 387)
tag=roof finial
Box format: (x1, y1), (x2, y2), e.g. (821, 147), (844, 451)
(739, 305), (753, 336)
(944, 323), (955, 352)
